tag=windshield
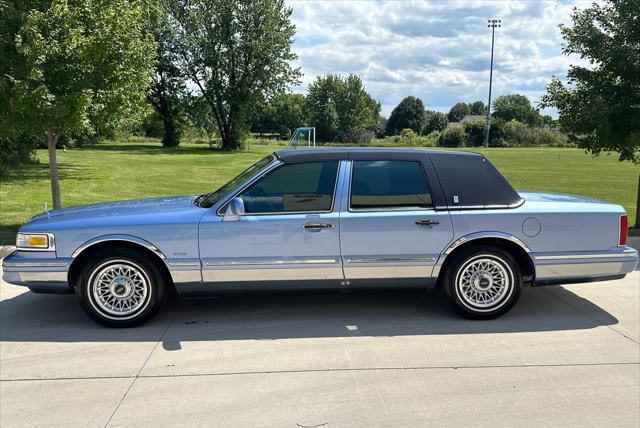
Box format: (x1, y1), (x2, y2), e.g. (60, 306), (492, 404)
(196, 154), (275, 208)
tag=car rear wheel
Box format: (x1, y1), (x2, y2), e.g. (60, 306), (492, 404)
(442, 245), (522, 319)
(76, 248), (167, 327)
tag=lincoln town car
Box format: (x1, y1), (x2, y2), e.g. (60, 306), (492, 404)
(3, 148), (638, 327)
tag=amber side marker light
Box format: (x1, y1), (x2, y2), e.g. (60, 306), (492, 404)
(16, 233), (51, 249)
(619, 215), (628, 246)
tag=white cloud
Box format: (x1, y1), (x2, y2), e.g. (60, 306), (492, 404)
(286, 0), (595, 117)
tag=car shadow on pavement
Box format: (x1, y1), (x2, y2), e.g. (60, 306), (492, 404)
(0, 285), (618, 351)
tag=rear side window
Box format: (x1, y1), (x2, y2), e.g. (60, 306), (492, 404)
(241, 161), (338, 213)
(350, 161), (432, 209)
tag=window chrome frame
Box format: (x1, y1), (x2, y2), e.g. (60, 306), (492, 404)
(346, 160), (436, 213)
(215, 159), (341, 217)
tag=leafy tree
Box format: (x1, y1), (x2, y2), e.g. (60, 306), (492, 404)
(3, 0), (155, 208)
(335, 74), (381, 139)
(187, 95), (218, 147)
(468, 100), (488, 115)
(492, 94), (541, 127)
(147, 3), (186, 147)
(377, 116), (388, 137)
(447, 102), (470, 122)
(306, 74), (340, 141)
(252, 101), (277, 138)
(253, 93), (306, 138)
(169, 0), (301, 150)
(0, 1), (50, 173)
(306, 74), (380, 143)
(385, 96), (426, 136)
(541, 0), (640, 227)
(422, 110), (448, 135)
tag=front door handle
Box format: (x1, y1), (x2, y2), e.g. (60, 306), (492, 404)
(415, 219), (439, 227)
(303, 222), (335, 230)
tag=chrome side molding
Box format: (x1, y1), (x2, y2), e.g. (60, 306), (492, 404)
(443, 232), (532, 255)
(204, 258), (339, 267)
(345, 257), (436, 264)
(71, 234), (166, 259)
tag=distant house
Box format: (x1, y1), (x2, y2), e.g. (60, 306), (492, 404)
(448, 114), (487, 128)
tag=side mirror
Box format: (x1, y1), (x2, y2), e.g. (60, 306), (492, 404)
(223, 197), (245, 221)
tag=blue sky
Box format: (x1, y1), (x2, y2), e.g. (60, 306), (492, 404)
(286, 0), (594, 117)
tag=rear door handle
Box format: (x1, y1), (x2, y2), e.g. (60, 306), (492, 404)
(415, 219), (439, 227)
(303, 222), (335, 230)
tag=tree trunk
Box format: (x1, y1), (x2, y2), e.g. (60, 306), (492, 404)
(161, 116), (180, 147)
(47, 128), (62, 209)
(635, 172), (640, 229)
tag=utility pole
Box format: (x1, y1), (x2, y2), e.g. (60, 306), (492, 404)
(484, 19), (501, 148)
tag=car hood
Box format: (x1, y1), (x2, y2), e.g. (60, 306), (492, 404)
(27, 195), (200, 224)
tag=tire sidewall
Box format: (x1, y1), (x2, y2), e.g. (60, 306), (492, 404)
(77, 249), (166, 327)
(443, 245), (522, 319)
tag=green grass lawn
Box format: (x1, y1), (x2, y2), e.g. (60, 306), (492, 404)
(0, 140), (637, 244)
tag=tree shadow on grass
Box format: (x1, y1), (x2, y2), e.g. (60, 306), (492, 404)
(87, 143), (228, 156)
(1, 162), (91, 183)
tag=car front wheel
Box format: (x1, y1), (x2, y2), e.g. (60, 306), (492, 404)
(442, 245), (522, 319)
(76, 248), (167, 327)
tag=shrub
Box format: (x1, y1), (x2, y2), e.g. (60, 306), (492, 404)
(490, 119), (568, 147)
(0, 135), (39, 177)
(141, 113), (165, 138)
(438, 127), (466, 147)
(397, 128), (420, 145)
(338, 128), (375, 146)
(463, 120), (486, 147)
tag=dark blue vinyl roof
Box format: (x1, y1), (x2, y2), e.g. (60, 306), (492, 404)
(274, 147), (522, 209)
(275, 147), (482, 163)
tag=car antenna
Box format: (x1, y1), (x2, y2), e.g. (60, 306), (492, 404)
(44, 201), (50, 218)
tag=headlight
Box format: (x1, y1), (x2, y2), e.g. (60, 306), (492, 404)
(16, 233), (55, 251)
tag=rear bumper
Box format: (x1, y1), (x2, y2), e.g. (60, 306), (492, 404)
(2, 251), (73, 294)
(532, 246), (638, 285)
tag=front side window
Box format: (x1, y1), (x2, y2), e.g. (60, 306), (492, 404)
(198, 155), (275, 208)
(350, 160), (432, 209)
(240, 161), (339, 214)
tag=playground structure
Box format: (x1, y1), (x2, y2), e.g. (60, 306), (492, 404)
(287, 127), (316, 147)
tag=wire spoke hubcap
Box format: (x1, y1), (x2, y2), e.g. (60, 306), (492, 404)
(456, 256), (512, 311)
(91, 263), (149, 317)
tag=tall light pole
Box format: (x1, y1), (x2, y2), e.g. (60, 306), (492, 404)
(484, 19), (501, 148)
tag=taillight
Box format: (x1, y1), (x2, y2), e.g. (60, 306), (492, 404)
(619, 215), (628, 246)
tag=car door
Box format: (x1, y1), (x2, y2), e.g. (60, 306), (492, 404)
(339, 157), (454, 287)
(198, 160), (345, 290)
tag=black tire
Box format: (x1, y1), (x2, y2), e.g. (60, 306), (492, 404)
(441, 245), (522, 320)
(76, 248), (167, 327)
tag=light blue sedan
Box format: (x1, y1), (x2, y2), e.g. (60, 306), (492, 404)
(3, 148), (638, 327)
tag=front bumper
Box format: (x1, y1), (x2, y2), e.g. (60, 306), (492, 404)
(532, 246), (638, 285)
(2, 251), (73, 293)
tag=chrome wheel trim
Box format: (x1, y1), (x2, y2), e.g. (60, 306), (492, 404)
(454, 255), (514, 313)
(87, 260), (152, 321)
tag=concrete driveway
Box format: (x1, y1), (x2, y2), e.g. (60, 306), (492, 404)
(1, 271), (638, 427)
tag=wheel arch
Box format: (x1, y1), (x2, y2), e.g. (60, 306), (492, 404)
(436, 233), (535, 285)
(68, 235), (172, 290)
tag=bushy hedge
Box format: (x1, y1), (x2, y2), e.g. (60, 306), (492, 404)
(338, 128), (375, 146)
(0, 135), (39, 177)
(492, 120), (569, 147)
(438, 127), (466, 147)
(373, 128), (437, 147)
(435, 119), (569, 148)
(463, 121), (486, 147)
